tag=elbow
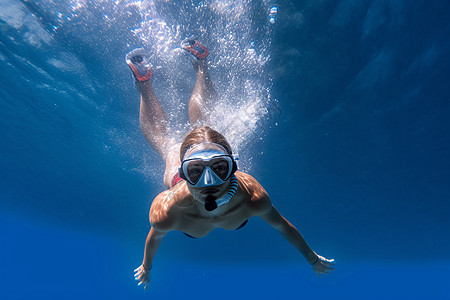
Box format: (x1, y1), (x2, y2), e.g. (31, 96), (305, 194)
(271, 220), (288, 233)
(150, 220), (173, 234)
(147, 226), (167, 241)
(278, 221), (297, 236)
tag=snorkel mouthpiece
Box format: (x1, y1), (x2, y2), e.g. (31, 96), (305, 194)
(204, 195), (218, 211)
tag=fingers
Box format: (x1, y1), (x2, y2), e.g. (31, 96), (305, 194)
(134, 266), (150, 289)
(318, 256), (335, 267)
(135, 273), (142, 281)
(139, 278), (150, 290)
(317, 263), (335, 272)
(320, 262), (335, 271)
(134, 266), (143, 277)
(312, 257), (336, 276)
(317, 255), (335, 264)
(134, 274), (148, 288)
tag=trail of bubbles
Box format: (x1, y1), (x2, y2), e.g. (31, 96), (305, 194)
(129, 0), (278, 167)
(23, 0), (280, 177)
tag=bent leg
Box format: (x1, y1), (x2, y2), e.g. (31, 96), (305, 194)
(189, 60), (216, 126)
(137, 81), (181, 188)
(137, 80), (172, 158)
(127, 48), (181, 188)
(180, 38), (217, 126)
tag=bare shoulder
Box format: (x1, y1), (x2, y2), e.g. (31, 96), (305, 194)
(235, 171), (271, 214)
(149, 182), (193, 232)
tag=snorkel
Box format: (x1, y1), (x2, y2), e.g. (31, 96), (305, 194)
(204, 174), (238, 211)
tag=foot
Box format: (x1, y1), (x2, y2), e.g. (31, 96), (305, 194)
(181, 38), (209, 59)
(125, 48), (152, 82)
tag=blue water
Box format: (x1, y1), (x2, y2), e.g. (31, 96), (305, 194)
(1, 0), (450, 299)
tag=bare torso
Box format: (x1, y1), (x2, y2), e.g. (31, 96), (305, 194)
(149, 171), (270, 238)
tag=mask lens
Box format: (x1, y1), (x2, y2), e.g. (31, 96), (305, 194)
(209, 157), (230, 180)
(186, 160), (206, 184)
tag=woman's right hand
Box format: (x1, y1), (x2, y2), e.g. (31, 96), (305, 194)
(134, 265), (151, 290)
(311, 254), (335, 276)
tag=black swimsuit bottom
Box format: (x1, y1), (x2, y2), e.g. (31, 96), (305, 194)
(183, 219), (248, 239)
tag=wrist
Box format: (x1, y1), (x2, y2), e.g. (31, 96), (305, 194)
(143, 264), (152, 271)
(306, 251), (318, 265)
(310, 256), (319, 265)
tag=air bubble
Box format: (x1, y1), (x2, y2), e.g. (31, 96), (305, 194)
(268, 6), (278, 24)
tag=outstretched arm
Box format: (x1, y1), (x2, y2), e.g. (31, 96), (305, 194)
(259, 205), (335, 276)
(134, 227), (166, 289)
(134, 189), (180, 289)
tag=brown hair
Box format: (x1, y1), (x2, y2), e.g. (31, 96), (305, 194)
(180, 126), (232, 161)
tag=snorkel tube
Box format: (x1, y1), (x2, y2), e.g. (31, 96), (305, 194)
(201, 174), (239, 211)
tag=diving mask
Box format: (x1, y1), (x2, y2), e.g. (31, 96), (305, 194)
(179, 148), (237, 188)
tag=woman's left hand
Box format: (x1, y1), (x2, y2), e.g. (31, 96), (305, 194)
(134, 265), (151, 289)
(311, 254), (335, 276)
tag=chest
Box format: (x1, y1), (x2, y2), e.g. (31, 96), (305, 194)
(178, 203), (251, 237)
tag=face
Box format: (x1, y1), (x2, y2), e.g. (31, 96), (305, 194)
(182, 143), (232, 201)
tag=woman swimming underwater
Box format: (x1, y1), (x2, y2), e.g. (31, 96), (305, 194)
(126, 38), (335, 289)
